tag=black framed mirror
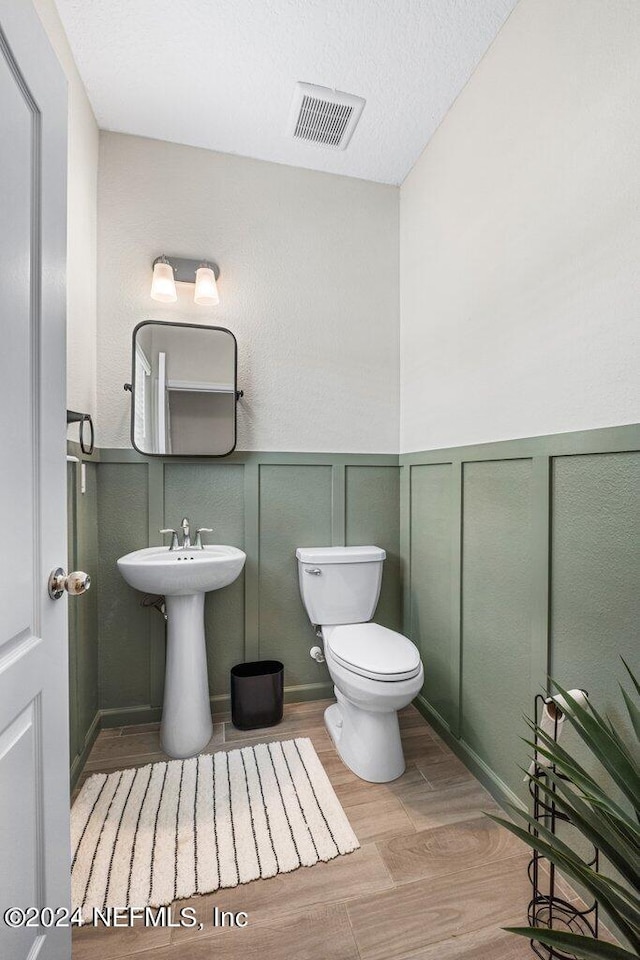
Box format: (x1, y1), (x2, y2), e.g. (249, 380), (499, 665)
(129, 321), (239, 457)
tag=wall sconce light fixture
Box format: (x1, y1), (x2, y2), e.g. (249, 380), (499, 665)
(194, 265), (220, 305)
(150, 255), (221, 305)
(150, 256), (178, 302)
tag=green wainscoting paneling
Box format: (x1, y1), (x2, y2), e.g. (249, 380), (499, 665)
(550, 452), (640, 737)
(92, 451), (400, 725)
(408, 463), (456, 730)
(346, 465), (402, 632)
(67, 450), (100, 786)
(68, 424), (640, 804)
(98, 463), (151, 709)
(401, 424), (640, 808)
(461, 459), (533, 800)
(259, 464), (333, 690)
(549, 452), (640, 905)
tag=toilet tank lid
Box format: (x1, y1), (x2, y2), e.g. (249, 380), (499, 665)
(296, 545), (385, 564)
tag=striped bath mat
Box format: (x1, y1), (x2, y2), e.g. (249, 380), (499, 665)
(71, 737), (359, 910)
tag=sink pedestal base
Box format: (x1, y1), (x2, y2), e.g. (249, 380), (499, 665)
(161, 593), (213, 758)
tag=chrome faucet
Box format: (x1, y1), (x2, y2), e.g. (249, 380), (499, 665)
(181, 517), (191, 548)
(160, 517), (213, 551)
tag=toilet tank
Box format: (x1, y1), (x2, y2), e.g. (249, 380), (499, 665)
(296, 545), (385, 626)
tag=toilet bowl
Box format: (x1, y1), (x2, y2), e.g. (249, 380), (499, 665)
(296, 545), (424, 783)
(323, 623), (424, 781)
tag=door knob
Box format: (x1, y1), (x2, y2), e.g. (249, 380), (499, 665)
(48, 568), (91, 600)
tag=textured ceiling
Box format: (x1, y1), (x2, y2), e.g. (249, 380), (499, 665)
(54, 0), (518, 184)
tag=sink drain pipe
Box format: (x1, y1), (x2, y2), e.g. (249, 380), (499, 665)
(141, 593), (167, 621)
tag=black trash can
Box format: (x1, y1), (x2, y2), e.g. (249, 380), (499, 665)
(230, 660), (284, 730)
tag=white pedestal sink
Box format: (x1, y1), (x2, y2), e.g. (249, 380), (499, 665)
(117, 545), (246, 758)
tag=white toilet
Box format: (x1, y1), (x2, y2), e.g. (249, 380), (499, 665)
(296, 545), (424, 783)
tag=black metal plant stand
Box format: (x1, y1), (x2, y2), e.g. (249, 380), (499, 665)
(527, 693), (599, 959)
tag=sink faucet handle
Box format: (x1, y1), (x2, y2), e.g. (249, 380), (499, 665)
(194, 527), (213, 549)
(160, 528), (180, 551)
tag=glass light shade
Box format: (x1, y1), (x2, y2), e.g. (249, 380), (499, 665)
(150, 260), (177, 302)
(194, 266), (220, 306)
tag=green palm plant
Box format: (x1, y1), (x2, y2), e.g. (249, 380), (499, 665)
(487, 659), (640, 960)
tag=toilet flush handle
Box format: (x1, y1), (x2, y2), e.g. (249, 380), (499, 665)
(305, 567), (322, 576)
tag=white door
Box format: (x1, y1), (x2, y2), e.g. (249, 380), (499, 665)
(0, 1), (71, 958)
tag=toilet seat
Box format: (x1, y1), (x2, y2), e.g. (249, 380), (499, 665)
(323, 622), (421, 682)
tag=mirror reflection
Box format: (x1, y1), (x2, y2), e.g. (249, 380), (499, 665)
(132, 322), (237, 456)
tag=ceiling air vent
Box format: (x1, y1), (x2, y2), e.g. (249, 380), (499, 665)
(288, 82), (366, 150)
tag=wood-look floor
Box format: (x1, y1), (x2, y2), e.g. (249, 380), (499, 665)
(72, 701), (535, 960)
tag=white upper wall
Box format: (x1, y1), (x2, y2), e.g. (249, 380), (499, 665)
(98, 132), (399, 451)
(400, 0), (640, 453)
(34, 0), (99, 423)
